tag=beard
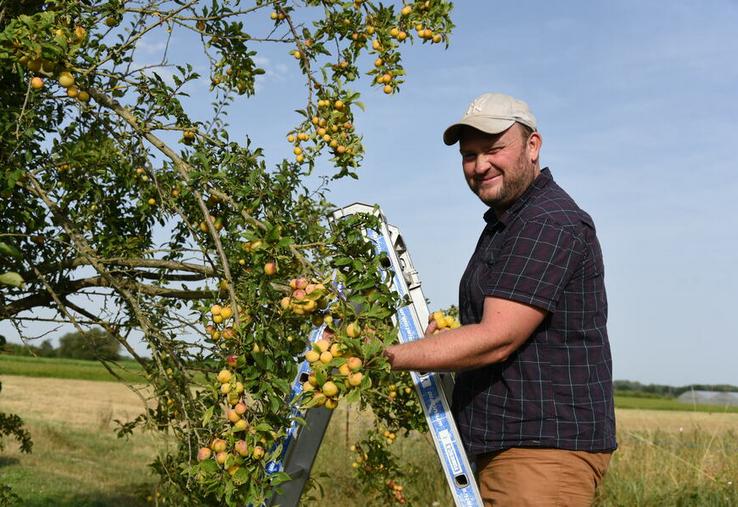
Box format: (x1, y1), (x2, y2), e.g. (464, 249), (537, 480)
(475, 151), (537, 211)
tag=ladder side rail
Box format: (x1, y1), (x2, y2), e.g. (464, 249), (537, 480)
(365, 220), (483, 507)
(387, 225), (456, 408)
(266, 324), (333, 506)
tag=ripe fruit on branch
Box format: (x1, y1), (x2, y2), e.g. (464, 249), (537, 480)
(226, 354), (238, 367)
(346, 322), (361, 338)
(252, 446), (265, 460)
(322, 381), (339, 397)
(215, 451), (228, 465)
(234, 440), (249, 457)
(304, 350), (320, 363)
(280, 297), (291, 311)
(347, 356), (363, 371)
(197, 447), (212, 461)
(290, 277), (308, 290)
(263, 261), (278, 276)
(227, 409), (240, 423)
(311, 392), (327, 407)
(74, 26), (87, 41)
(292, 289), (306, 300)
(57, 71), (75, 88)
(348, 372), (363, 386)
(30, 77), (44, 90)
(183, 130), (195, 145)
(432, 311), (461, 333)
(217, 369), (232, 384)
(211, 438), (227, 453)
(329, 343), (343, 357)
(233, 419), (249, 432)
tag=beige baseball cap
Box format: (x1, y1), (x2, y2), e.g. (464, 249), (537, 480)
(443, 92), (537, 145)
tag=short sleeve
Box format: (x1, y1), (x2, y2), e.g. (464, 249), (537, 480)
(480, 219), (584, 312)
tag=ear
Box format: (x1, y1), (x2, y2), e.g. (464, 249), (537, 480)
(527, 131), (542, 164)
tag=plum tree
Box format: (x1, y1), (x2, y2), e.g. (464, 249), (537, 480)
(0, 1), (454, 505)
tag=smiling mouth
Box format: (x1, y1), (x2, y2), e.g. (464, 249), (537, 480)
(478, 174), (501, 185)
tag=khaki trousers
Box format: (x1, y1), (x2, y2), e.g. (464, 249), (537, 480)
(476, 447), (612, 507)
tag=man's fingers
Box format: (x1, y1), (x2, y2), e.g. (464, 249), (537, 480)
(424, 320), (438, 337)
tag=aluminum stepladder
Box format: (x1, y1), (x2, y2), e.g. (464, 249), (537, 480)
(268, 203), (482, 507)
(334, 203), (482, 507)
(268, 319), (343, 507)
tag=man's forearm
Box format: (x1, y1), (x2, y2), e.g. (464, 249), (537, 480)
(383, 323), (513, 371)
(384, 297), (546, 372)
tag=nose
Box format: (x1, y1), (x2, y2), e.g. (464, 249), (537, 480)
(472, 153), (491, 175)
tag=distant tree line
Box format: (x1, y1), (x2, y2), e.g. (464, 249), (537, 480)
(0, 328), (120, 361)
(614, 380), (738, 398)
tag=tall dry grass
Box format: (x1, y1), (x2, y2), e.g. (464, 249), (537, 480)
(595, 410), (738, 506)
(1, 375), (736, 506)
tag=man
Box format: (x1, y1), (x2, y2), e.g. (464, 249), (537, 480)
(384, 93), (616, 506)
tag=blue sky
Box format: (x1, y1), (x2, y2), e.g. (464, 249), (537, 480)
(254, 1), (738, 386)
(5, 1), (738, 386)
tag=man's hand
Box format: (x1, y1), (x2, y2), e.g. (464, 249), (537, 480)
(385, 296), (547, 372)
(424, 318), (439, 337)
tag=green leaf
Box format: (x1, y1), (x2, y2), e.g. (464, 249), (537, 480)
(232, 466), (249, 485)
(0, 242), (21, 259)
(333, 256), (352, 267)
(344, 387), (361, 404)
(0, 272), (24, 288)
(269, 471), (292, 486)
(202, 405), (214, 425)
(199, 459), (218, 475)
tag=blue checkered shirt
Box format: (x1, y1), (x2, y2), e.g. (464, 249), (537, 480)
(453, 168), (617, 455)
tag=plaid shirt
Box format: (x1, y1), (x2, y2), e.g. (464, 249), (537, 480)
(453, 168), (617, 455)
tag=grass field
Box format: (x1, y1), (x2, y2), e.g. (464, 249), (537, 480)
(0, 354), (146, 384)
(615, 393), (738, 413)
(1, 357), (737, 506)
